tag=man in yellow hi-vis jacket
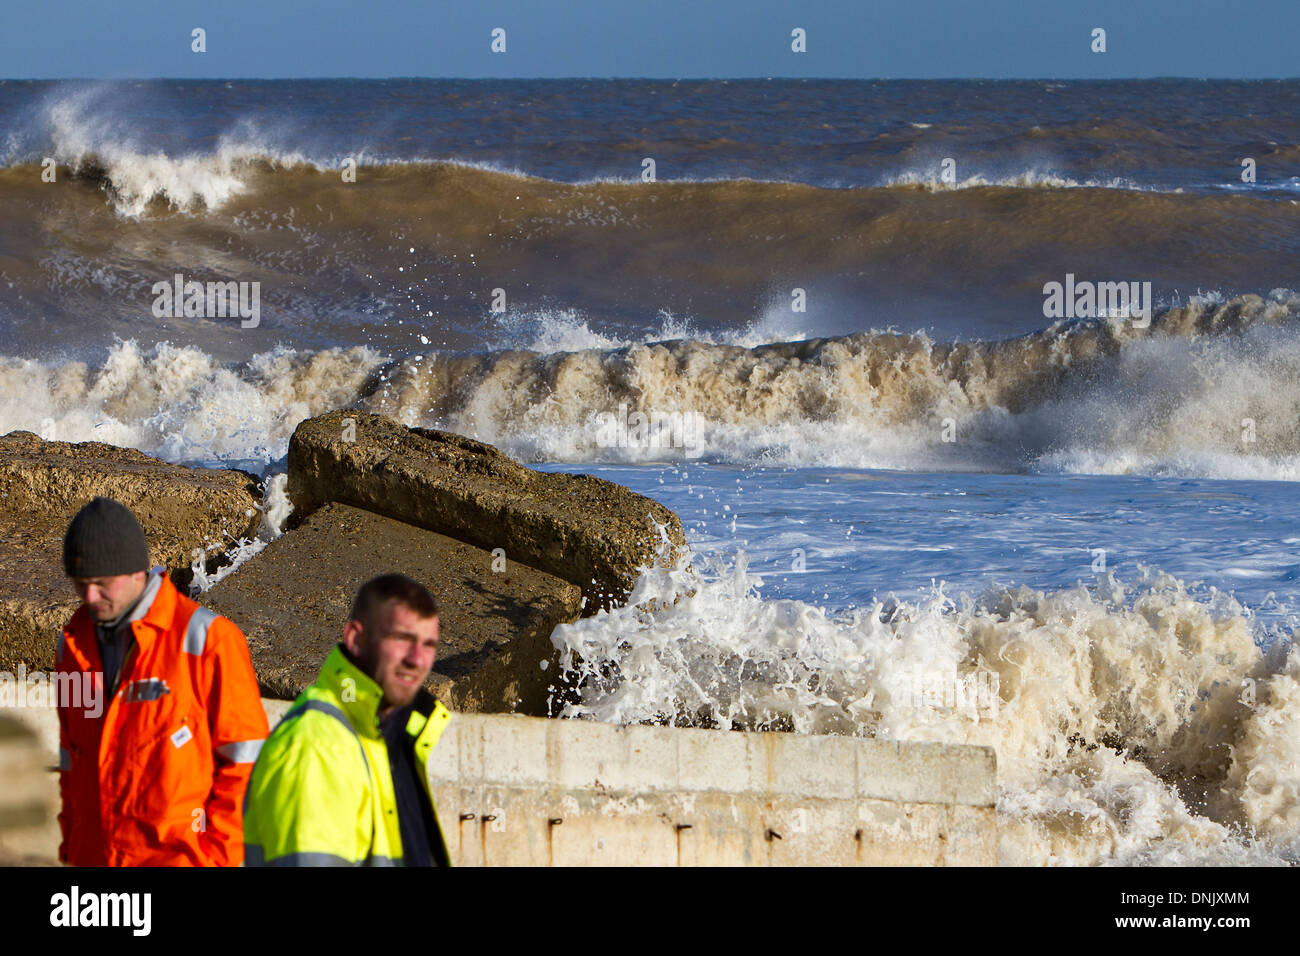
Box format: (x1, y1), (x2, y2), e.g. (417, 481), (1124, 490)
(243, 573), (452, 866)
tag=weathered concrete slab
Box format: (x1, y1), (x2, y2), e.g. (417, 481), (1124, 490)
(0, 431), (262, 673)
(287, 411), (687, 611)
(0, 717), (50, 829)
(1, 701), (999, 867)
(0, 716), (58, 865)
(429, 713), (998, 866)
(203, 502), (582, 712)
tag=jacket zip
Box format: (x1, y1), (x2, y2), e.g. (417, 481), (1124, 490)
(100, 630), (140, 867)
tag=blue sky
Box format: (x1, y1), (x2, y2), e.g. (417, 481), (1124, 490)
(2, 0), (1296, 79)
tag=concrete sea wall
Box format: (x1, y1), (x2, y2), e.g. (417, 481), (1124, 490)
(2, 699), (997, 866)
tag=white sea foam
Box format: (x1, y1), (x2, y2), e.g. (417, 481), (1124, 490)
(490, 307), (727, 353)
(883, 168), (1143, 191)
(550, 546), (1299, 865)
(3, 294), (1299, 481)
(188, 473), (292, 594)
(0, 340), (383, 466)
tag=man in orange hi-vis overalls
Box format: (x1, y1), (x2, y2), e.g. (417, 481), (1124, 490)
(55, 497), (269, 866)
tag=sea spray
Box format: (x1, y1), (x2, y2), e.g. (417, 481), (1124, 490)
(188, 473), (293, 593)
(549, 546), (1299, 865)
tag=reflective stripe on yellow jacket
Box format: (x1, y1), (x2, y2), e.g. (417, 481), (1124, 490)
(242, 645), (452, 866)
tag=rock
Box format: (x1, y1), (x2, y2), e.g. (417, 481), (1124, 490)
(0, 431), (262, 672)
(203, 502), (582, 712)
(287, 411), (687, 612)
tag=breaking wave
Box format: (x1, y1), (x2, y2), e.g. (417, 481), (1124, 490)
(549, 546), (1300, 865)
(3, 292), (1300, 481)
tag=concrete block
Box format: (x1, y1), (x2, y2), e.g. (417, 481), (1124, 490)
(761, 732), (858, 800)
(857, 738), (997, 807)
(204, 502), (580, 713)
(677, 725), (750, 794)
(476, 714), (551, 788)
(855, 799), (944, 866)
(617, 724), (679, 793)
(287, 411), (687, 611)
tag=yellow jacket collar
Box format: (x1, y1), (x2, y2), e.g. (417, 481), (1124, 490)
(318, 644), (385, 737)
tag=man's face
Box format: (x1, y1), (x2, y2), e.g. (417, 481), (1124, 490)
(72, 571), (148, 623)
(343, 599), (439, 713)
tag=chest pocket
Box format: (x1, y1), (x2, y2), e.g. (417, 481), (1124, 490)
(121, 678), (172, 702)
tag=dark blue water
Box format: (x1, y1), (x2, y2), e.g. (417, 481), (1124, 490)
(3, 78), (1299, 190)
